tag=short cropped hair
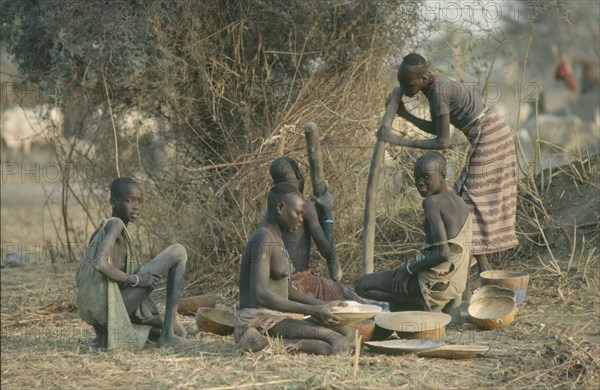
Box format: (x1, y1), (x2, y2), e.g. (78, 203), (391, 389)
(267, 182), (302, 212)
(415, 151), (447, 176)
(402, 53), (427, 66)
(110, 177), (140, 198)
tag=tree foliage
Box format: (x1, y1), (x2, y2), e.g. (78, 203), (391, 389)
(2, 0), (426, 276)
(3, 0), (423, 160)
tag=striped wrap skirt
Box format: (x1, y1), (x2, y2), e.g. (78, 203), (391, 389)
(453, 107), (519, 255)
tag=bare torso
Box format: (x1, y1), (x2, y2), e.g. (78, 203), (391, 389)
(111, 236), (128, 271)
(423, 191), (470, 243)
(282, 221), (311, 272)
(89, 224), (128, 271)
(239, 227), (293, 309)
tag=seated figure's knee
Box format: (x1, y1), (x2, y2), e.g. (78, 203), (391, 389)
(168, 243), (187, 263)
(330, 337), (350, 355)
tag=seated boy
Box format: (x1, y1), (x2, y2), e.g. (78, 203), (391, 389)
(76, 177), (190, 350)
(235, 182), (350, 355)
(354, 152), (472, 314)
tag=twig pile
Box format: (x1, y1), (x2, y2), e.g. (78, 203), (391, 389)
(548, 323), (600, 386)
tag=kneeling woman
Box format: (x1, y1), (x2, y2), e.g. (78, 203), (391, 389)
(235, 182), (350, 355)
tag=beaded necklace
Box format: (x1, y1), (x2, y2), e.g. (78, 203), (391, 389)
(423, 75), (435, 96)
(266, 224), (294, 278)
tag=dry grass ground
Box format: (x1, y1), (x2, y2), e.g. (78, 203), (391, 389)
(2, 151), (599, 389)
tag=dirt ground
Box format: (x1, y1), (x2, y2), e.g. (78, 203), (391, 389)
(1, 151), (599, 389)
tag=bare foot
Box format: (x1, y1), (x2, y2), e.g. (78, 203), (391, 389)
(89, 336), (100, 347)
(158, 334), (195, 349)
(233, 328), (269, 353)
(174, 322), (187, 338)
(461, 288), (472, 302)
(91, 325), (107, 348)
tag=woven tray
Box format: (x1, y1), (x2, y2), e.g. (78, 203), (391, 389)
(417, 344), (490, 359)
(365, 339), (443, 355)
(374, 311), (451, 332)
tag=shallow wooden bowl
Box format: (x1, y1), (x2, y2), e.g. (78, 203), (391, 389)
(468, 296), (516, 330)
(349, 319), (376, 344)
(307, 304), (382, 327)
(177, 294), (216, 316)
(480, 270), (529, 303)
(195, 307), (236, 335)
(471, 285), (516, 303)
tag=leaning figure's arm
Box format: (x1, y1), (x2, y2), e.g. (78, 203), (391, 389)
(403, 114), (451, 150)
(409, 198), (451, 273)
(400, 110), (436, 135)
(305, 202), (341, 281)
(384, 87), (435, 136)
(92, 220), (137, 285)
(385, 114), (450, 150)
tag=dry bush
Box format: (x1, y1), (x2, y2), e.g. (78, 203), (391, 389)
(3, 4), (600, 388)
(7, 1), (596, 301)
(2, 1), (431, 285)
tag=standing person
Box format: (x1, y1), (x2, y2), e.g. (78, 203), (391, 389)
(76, 177), (190, 350)
(269, 157), (363, 302)
(378, 53), (518, 276)
(354, 152), (472, 313)
(235, 182), (350, 355)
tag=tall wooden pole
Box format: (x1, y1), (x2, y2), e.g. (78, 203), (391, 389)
(304, 121), (327, 197)
(361, 88), (402, 275)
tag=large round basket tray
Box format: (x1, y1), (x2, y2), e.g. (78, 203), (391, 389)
(365, 339), (443, 355)
(417, 344), (490, 359)
(374, 311), (451, 340)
